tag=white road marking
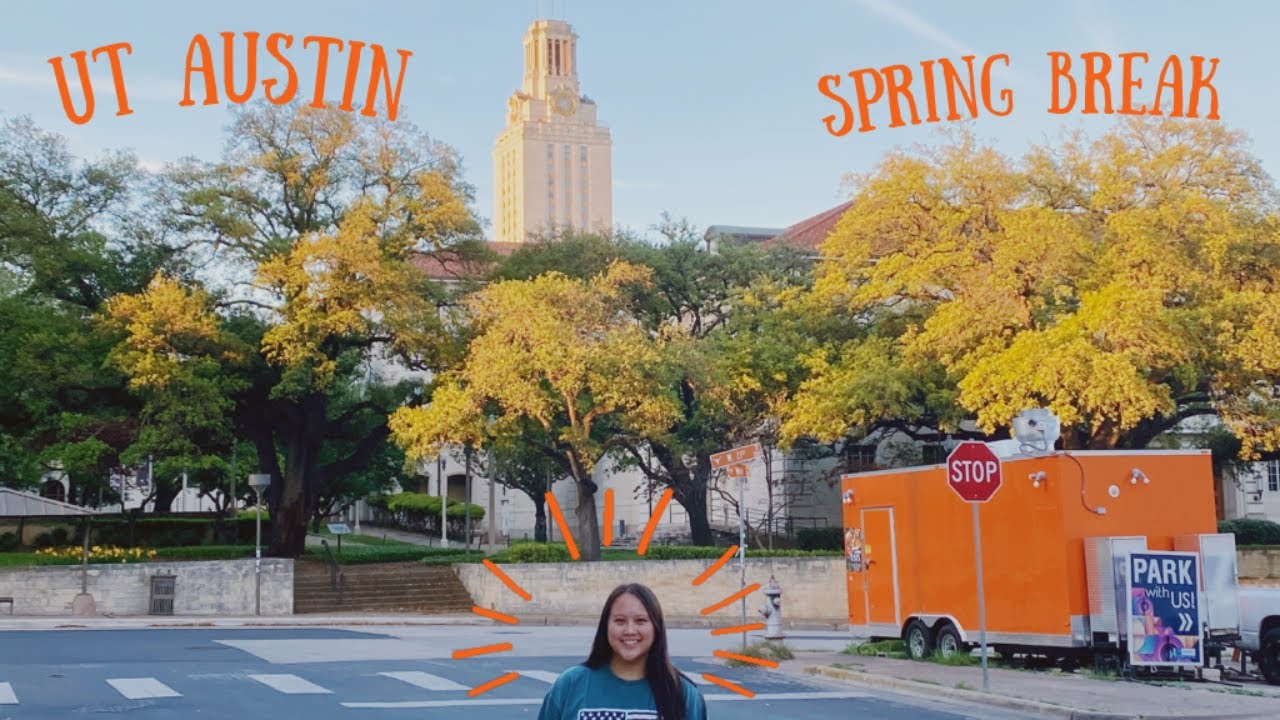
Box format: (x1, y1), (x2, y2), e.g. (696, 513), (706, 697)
(216, 639), (441, 664)
(379, 671), (469, 691)
(705, 691), (872, 701)
(342, 691), (871, 709)
(514, 670), (560, 684)
(0, 682), (17, 704)
(106, 678), (181, 699)
(249, 674), (333, 694)
(684, 673), (712, 685)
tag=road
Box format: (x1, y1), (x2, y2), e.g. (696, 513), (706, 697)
(0, 624), (1047, 719)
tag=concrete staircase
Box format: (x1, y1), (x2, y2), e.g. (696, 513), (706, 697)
(293, 561), (474, 614)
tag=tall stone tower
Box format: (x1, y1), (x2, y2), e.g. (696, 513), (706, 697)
(492, 19), (612, 244)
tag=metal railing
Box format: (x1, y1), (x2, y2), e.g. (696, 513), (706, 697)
(319, 539), (346, 601)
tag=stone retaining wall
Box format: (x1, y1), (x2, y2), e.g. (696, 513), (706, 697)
(0, 559), (293, 616)
(1238, 547), (1280, 587)
(456, 556), (846, 627)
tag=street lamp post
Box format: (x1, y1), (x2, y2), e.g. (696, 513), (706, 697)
(247, 473), (271, 616)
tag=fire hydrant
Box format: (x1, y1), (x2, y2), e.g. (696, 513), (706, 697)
(759, 574), (784, 640)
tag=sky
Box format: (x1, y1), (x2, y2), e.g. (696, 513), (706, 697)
(1, 0), (1277, 242)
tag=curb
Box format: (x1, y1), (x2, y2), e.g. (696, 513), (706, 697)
(802, 665), (1142, 720)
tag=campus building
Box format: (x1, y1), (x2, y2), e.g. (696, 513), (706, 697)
(492, 19), (612, 244)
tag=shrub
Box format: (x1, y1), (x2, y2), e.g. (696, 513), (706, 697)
(502, 542), (572, 563)
(796, 527), (843, 551)
(0, 532), (18, 551)
(35, 545), (157, 564)
(447, 502), (485, 521)
(1219, 518), (1280, 546)
(723, 641), (794, 667)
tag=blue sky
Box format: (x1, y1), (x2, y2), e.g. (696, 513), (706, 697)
(2, 0), (1276, 240)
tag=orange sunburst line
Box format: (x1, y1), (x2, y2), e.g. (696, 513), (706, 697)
(714, 649), (779, 668)
(471, 605), (519, 624)
(701, 582), (761, 615)
(702, 673), (755, 698)
(603, 488), (614, 547)
(482, 559), (532, 601)
(468, 671), (520, 697)
(452, 642), (514, 659)
(692, 544), (739, 586)
(636, 488), (674, 556)
(544, 491), (580, 560)
(710, 622), (765, 636)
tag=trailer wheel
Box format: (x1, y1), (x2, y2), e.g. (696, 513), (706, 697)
(934, 623), (963, 659)
(903, 619), (932, 660)
(1259, 628), (1280, 685)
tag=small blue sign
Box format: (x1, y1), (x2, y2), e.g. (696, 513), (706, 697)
(1126, 551), (1201, 667)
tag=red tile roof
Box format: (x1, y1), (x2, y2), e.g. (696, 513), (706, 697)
(410, 242), (523, 281)
(764, 200), (854, 252)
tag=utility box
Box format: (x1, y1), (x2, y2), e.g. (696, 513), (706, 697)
(1084, 536), (1147, 644)
(842, 450), (1219, 653)
(1174, 532), (1241, 642)
(149, 575), (176, 616)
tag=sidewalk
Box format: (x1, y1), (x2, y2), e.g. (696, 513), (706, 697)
(777, 650), (1280, 720)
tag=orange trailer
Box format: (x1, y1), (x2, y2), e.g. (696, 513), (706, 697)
(841, 450), (1219, 658)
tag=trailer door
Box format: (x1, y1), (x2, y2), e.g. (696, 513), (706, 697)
(862, 507), (900, 628)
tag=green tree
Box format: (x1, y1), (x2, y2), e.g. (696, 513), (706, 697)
(783, 118), (1280, 462)
(0, 116), (173, 503)
(390, 262), (680, 561)
(107, 101), (482, 556)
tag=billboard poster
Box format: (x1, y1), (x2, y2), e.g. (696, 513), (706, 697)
(1127, 551), (1202, 667)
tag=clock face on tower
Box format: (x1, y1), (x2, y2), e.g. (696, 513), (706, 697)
(552, 90), (577, 117)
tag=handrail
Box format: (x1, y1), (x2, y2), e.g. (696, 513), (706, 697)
(319, 539), (345, 600)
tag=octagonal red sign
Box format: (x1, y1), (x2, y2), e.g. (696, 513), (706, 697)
(946, 441), (1003, 503)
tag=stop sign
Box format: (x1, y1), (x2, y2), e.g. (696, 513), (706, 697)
(946, 441), (1003, 503)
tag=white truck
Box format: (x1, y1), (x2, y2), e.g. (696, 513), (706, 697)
(1236, 587), (1280, 684)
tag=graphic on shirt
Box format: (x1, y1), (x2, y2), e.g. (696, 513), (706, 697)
(578, 710), (658, 720)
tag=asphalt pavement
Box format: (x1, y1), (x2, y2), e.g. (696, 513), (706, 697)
(6, 614), (1280, 719)
(0, 621), (1040, 720)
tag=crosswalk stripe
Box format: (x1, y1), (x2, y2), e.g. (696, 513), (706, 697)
(684, 673), (712, 686)
(249, 674), (333, 694)
(379, 671), (469, 691)
(0, 682), (17, 704)
(106, 678), (181, 700)
(514, 670), (560, 684)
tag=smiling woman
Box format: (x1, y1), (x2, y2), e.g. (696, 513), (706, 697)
(537, 583), (707, 720)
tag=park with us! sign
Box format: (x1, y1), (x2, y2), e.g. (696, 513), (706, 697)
(1127, 551), (1202, 667)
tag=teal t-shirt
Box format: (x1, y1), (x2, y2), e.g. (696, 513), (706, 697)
(536, 664), (707, 720)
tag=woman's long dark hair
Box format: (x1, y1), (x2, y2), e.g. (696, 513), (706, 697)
(585, 583), (688, 720)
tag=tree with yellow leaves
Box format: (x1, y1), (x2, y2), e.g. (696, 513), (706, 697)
(105, 101), (483, 556)
(390, 262), (681, 561)
(784, 117), (1280, 462)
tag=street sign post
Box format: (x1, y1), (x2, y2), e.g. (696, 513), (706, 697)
(1126, 551), (1202, 667)
(327, 523), (351, 555)
(711, 442), (761, 650)
(946, 441), (1002, 691)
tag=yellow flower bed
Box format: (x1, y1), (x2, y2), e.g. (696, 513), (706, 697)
(35, 545), (158, 563)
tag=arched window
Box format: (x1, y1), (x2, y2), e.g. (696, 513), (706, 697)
(41, 480), (66, 503)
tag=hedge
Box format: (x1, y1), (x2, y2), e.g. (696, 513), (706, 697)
(487, 542), (842, 563)
(796, 527), (843, 551)
(80, 518), (269, 548)
(1219, 518), (1280, 546)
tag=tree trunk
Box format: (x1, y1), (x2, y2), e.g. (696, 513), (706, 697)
(269, 393), (326, 557)
(574, 478), (601, 560)
(532, 495), (547, 542)
(648, 441), (714, 546)
(152, 481), (177, 513)
(674, 476), (713, 546)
